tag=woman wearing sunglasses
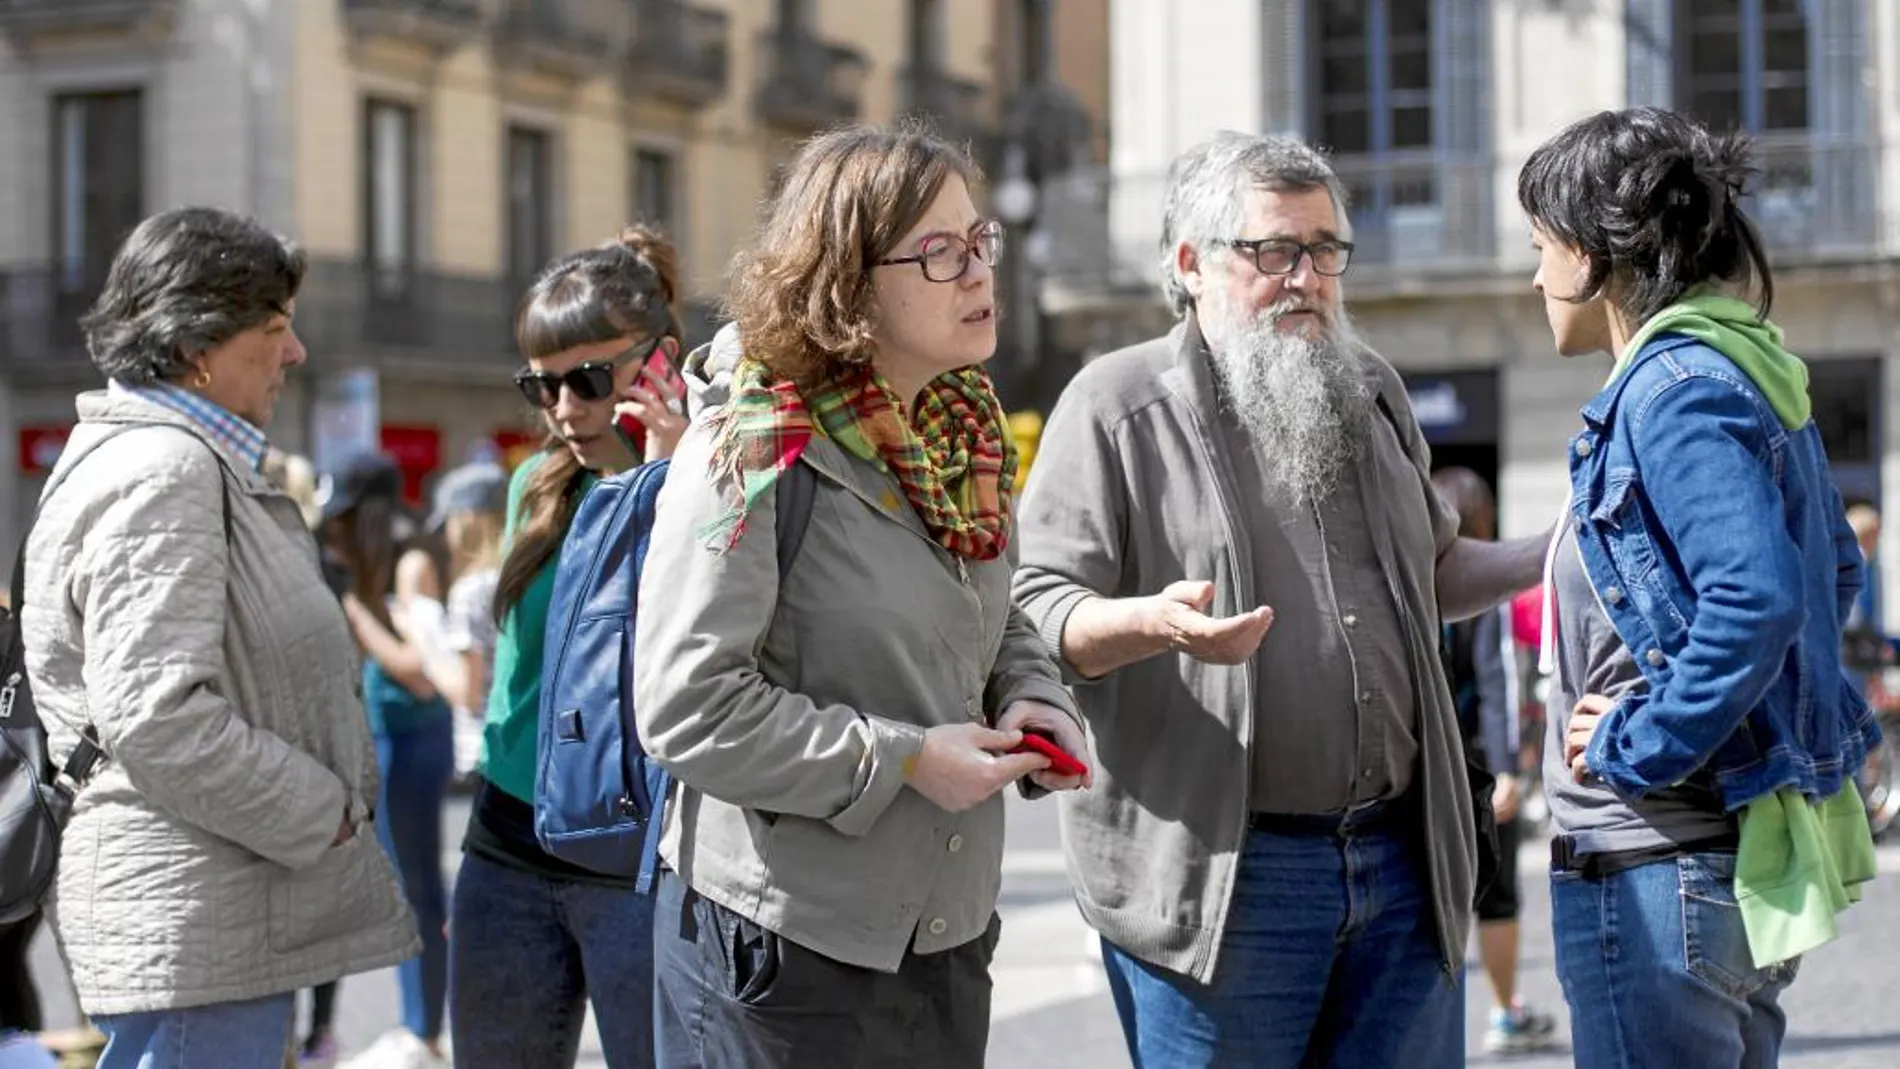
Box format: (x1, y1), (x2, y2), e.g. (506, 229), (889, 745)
(634, 125), (1089, 1068)
(447, 226), (686, 1069)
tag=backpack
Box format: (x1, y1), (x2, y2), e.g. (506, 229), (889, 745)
(533, 456), (816, 891)
(1, 426), (230, 926)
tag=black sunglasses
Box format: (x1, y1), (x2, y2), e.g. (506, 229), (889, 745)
(513, 338), (659, 410)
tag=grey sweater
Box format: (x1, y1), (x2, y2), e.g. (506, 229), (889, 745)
(1013, 319), (1482, 981)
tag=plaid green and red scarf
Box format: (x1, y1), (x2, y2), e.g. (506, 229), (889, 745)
(701, 356), (1018, 560)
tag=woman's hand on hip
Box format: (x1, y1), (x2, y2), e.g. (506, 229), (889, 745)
(905, 724), (1048, 813)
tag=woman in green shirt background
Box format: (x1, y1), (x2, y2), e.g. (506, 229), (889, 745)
(446, 226), (689, 1069)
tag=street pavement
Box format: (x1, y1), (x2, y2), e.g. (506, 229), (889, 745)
(29, 790), (1900, 1067)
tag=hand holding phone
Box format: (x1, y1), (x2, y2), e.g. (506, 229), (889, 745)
(1010, 729), (1088, 779)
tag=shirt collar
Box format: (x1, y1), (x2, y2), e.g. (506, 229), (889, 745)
(108, 379), (270, 473)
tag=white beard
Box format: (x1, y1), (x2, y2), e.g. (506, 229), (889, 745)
(1202, 297), (1374, 506)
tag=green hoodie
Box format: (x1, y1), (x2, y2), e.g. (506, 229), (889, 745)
(1614, 289), (1811, 430)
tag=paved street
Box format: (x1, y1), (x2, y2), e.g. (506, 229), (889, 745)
(29, 790), (1900, 1067)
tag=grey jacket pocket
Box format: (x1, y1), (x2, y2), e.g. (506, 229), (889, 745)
(267, 833), (406, 955)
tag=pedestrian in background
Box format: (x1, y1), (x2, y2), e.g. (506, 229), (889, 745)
(446, 226), (689, 1069)
(1520, 106), (1880, 1069)
(19, 206), (416, 1068)
(1431, 466), (1560, 1056)
(636, 124), (1089, 1069)
(423, 462), (509, 785)
(317, 450), (454, 1069)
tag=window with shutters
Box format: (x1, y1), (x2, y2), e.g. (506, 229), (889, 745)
(1302, 0), (1491, 268)
(632, 146), (677, 237)
(52, 90), (143, 297)
(364, 99), (417, 297)
(506, 126), (554, 286)
(1673, 0), (1809, 133)
(1310, 0), (1432, 158)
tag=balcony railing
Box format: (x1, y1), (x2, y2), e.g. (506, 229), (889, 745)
(0, 260), (534, 384)
(627, 0), (729, 107)
(1325, 154), (1496, 280)
(495, 0), (629, 81)
(1744, 134), (1880, 260)
(341, 0), (485, 53)
(754, 27), (868, 131)
(0, 0), (176, 46)
(899, 67), (989, 145)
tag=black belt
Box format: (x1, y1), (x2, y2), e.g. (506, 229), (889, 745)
(1549, 831), (1739, 881)
(1249, 793), (1416, 838)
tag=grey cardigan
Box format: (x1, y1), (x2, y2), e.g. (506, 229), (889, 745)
(22, 391), (418, 1014)
(1013, 320), (1478, 982)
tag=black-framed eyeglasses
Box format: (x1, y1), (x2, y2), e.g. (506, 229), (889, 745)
(513, 337), (659, 409)
(1217, 238), (1355, 277)
(875, 220), (1006, 283)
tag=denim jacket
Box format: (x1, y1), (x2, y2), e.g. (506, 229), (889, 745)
(1567, 334), (1881, 811)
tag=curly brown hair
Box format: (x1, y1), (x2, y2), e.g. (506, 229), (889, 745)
(726, 125), (978, 391)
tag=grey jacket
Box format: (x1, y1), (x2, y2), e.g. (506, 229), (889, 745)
(1013, 321), (1478, 982)
(634, 386), (1080, 973)
(22, 391), (417, 1014)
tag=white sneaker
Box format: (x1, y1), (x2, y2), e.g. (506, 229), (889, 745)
(340, 1031), (447, 1069)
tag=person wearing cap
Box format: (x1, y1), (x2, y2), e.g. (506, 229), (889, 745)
(315, 450), (455, 1069)
(19, 207), (417, 1067)
(421, 462), (509, 784)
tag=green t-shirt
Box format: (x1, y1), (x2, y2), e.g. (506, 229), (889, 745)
(481, 452), (596, 803)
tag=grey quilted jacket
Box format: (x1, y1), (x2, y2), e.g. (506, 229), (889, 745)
(21, 389), (417, 1014)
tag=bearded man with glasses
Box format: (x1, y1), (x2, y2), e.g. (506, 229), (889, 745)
(1012, 132), (1548, 1068)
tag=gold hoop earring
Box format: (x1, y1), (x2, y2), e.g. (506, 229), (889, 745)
(193, 368), (213, 390)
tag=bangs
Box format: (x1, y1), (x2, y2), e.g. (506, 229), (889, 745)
(515, 266), (672, 362)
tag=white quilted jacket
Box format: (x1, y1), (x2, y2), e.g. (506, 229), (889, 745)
(21, 391), (418, 1014)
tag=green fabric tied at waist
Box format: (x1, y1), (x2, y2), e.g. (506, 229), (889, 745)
(1735, 782), (1877, 967)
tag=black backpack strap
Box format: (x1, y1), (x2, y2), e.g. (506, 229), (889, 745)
(773, 457), (817, 577)
(6, 424), (236, 789)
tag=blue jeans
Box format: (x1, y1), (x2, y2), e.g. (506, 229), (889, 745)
(93, 993), (293, 1069)
(1552, 851), (1799, 1069)
(375, 719), (454, 1042)
(1101, 819), (1461, 1069)
(447, 851), (656, 1068)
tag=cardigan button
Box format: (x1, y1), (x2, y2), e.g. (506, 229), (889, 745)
(1646, 649), (1665, 667)
(1574, 438), (1594, 457)
(1605, 587), (1624, 605)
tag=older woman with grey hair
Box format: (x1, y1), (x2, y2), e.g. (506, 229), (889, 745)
(18, 207), (417, 1069)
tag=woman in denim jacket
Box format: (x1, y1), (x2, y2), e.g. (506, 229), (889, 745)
(1518, 107), (1880, 1069)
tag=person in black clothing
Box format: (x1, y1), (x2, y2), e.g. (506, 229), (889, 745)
(1433, 467), (1561, 1055)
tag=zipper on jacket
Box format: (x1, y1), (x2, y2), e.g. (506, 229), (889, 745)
(0, 671), (19, 720)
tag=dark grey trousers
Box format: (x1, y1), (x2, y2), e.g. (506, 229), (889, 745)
(652, 870), (999, 1069)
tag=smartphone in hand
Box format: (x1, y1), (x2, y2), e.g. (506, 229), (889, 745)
(1011, 729), (1088, 778)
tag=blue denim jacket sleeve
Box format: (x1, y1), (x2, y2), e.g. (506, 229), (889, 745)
(1584, 374), (1807, 798)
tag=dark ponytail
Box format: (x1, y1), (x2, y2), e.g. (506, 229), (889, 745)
(1516, 107), (1773, 326)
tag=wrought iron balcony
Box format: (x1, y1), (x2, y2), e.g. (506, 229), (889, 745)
(627, 0), (729, 107)
(900, 66), (989, 146)
(1324, 153), (1496, 281)
(754, 26), (868, 131)
(0, 0), (176, 48)
(495, 0), (629, 81)
(341, 0), (485, 53)
(292, 259), (521, 369)
(1743, 134), (1882, 261)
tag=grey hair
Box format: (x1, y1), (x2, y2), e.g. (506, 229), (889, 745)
(1158, 132), (1352, 315)
(80, 206), (306, 385)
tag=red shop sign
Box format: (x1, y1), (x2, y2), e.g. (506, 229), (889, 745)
(379, 424), (441, 503)
(18, 426), (72, 475)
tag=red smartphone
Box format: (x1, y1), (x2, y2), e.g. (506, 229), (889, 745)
(612, 346), (683, 457)
(1011, 729), (1088, 778)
